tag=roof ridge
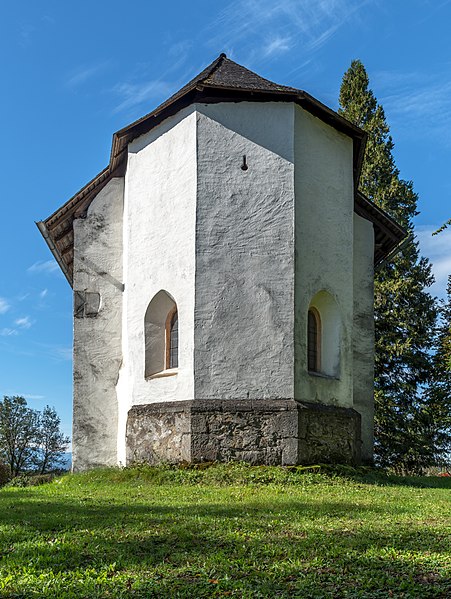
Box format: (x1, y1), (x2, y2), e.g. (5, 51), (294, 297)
(187, 52), (227, 89)
(113, 53), (227, 140)
(202, 55), (300, 94)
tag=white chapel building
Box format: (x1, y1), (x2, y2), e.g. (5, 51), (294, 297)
(38, 54), (405, 471)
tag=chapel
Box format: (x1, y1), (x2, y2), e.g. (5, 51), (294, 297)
(38, 54), (405, 471)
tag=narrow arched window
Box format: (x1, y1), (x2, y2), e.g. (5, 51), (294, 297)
(144, 290), (177, 378)
(166, 309), (178, 369)
(308, 308), (321, 373)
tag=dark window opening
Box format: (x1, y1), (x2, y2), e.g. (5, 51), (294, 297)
(308, 309), (320, 373)
(168, 310), (178, 369)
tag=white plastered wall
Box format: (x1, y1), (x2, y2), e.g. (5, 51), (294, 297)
(72, 178), (124, 471)
(353, 213), (375, 462)
(294, 106), (354, 408)
(116, 107), (197, 464)
(194, 102), (295, 399)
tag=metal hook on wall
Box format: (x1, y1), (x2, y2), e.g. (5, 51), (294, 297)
(241, 155), (248, 171)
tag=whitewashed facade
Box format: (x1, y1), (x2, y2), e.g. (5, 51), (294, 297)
(38, 55), (405, 471)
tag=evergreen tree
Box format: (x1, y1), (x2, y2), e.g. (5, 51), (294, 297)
(422, 276), (451, 467)
(434, 218), (451, 234)
(339, 60), (439, 472)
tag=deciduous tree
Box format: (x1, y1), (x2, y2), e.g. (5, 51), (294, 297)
(34, 406), (70, 474)
(0, 396), (39, 477)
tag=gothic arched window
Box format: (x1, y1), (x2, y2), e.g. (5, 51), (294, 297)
(307, 308), (321, 373)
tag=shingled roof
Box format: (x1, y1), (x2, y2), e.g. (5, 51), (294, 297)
(37, 53), (406, 285)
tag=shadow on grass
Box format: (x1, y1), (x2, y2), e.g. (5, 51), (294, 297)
(298, 464), (451, 489)
(0, 495), (410, 531)
(0, 487), (449, 598)
(0, 495), (448, 556)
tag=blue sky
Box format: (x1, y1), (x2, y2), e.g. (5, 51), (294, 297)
(1, 0), (450, 441)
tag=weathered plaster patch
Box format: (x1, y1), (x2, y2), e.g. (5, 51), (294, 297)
(72, 177), (124, 471)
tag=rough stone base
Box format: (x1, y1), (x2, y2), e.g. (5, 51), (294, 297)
(126, 399), (361, 466)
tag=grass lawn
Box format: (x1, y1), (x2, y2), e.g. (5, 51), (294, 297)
(0, 464), (450, 598)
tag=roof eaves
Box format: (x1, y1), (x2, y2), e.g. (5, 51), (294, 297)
(36, 220), (73, 285)
(45, 166), (110, 230)
(355, 191), (408, 265)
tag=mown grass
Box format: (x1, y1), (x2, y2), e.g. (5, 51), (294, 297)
(0, 464), (450, 598)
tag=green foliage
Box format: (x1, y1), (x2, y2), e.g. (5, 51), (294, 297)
(0, 465), (449, 598)
(433, 217), (451, 235)
(0, 461), (10, 486)
(6, 473), (55, 487)
(422, 276), (451, 462)
(339, 60), (441, 473)
(0, 396), (69, 480)
(34, 405), (70, 475)
(0, 395), (40, 477)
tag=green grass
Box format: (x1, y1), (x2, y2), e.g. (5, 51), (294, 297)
(0, 464), (450, 598)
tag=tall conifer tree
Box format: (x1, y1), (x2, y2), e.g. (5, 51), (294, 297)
(339, 60), (438, 472)
(422, 276), (451, 467)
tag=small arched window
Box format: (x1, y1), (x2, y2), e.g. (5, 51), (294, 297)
(307, 291), (341, 378)
(307, 308), (321, 373)
(144, 290), (178, 378)
(166, 308), (178, 369)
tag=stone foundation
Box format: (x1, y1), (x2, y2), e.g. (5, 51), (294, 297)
(126, 400), (361, 466)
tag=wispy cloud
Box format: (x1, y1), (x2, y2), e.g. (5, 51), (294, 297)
(4, 392), (46, 401)
(168, 41), (192, 60)
(51, 346), (72, 361)
(376, 69), (451, 145)
(66, 62), (109, 89)
(18, 23), (36, 48)
(416, 225), (451, 298)
(39, 289), (48, 299)
(0, 298), (10, 314)
(27, 260), (59, 275)
(112, 80), (174, 114)
(262, 35), (293, 59)
(41, 15), (56, 26)
(0, 316), (33, 337)
(0, 328), (18, 337)
(205, 0), (372, 66)
(15, 316), (33, 330)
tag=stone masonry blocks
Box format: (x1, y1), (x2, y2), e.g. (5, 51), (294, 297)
(126, 400), (361, 466)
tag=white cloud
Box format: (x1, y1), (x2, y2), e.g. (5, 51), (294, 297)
(0, 328), (18, 337)
(262, 35), (293, 58)
(0, 298), (10, 314)
(5, 393), (46, 401)
(15, 316), (32, 330)
(112, 80), (173, 114)
(27, 260), (59, 274)
(66, 63), (109, 89)
(206, 0), (372, 65)
(18, 23), (36, 48)
(168, 41), (192, 59)
(416, 226), (451, 298)
(39, 289), (48, 299)
(375, 69), (451, 146)
(53, 347), (73, 361)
